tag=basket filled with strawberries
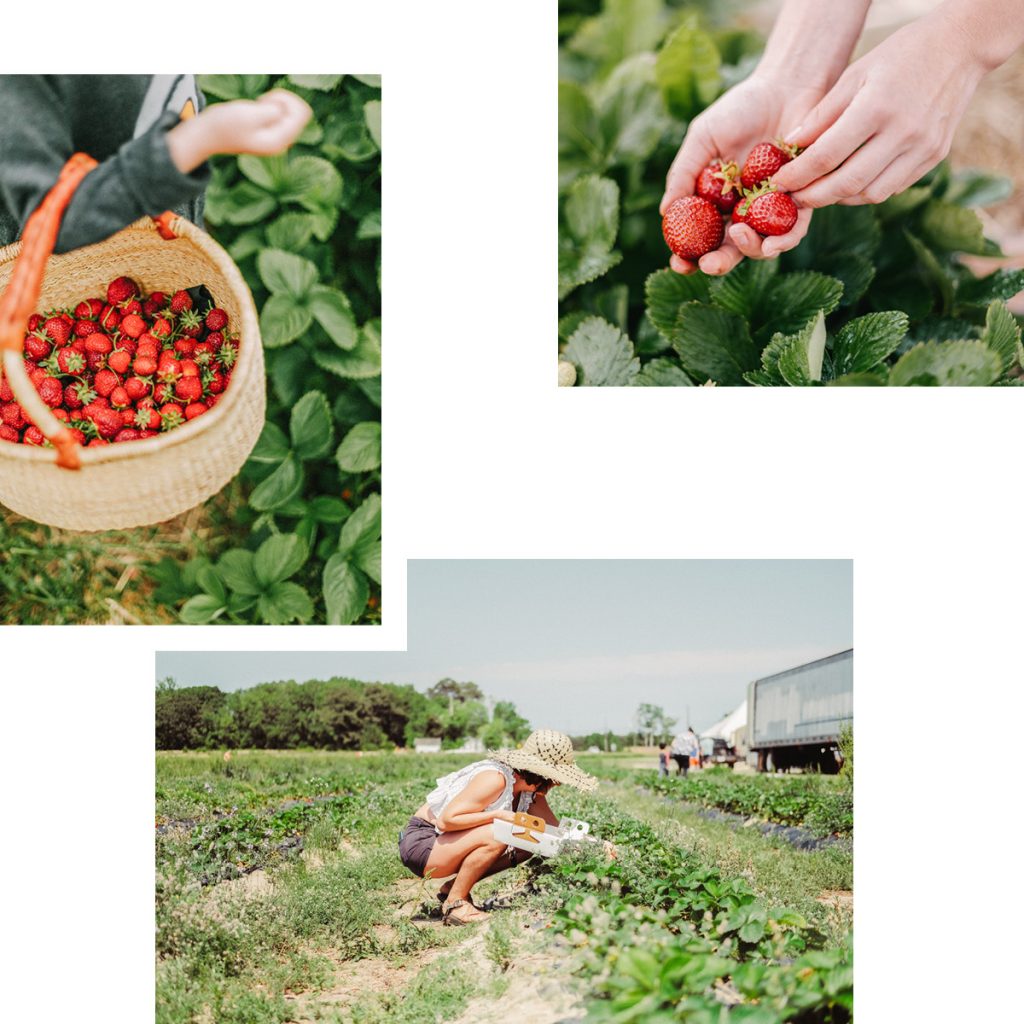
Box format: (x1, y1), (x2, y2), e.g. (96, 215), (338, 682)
(0, 154), (264, 531)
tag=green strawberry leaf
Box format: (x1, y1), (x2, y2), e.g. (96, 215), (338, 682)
(558, 81), (603, 189)
(645, 269), (710, 340)
(889, 340), (1002, 386)
(559, 175), (622, 299)
(955, 268), (1024, 308)
(562, 315), (639, 386)
(279, 155), (344, 208)
(309, 495), (350, 524)
(709, 259), (779, 321)
(671, 302), (758, 385)
(831, 311), (909, 377)
(631, 358), (694, 386)
(288, 74), (343, 91)
(266, 212), (318, 251)
(655, 18), (721, 120)
(308, 285), (357, 350)
(919, 199), (988, 254)
(338, 493), (381, 562)
(904, 231), (955, 316)
(260, 294), (313, 348)
(312, 324), (381, 379)
(336, 421), (382, 472)
(195, 564), (227, 604)
(249, 452), (304, 511)
(217, 549), (262, 596)
(980, 300), (1021, 375)
(258, 581), (315, 625)
(253, 533), (309, 588)
(354, 540), (382, 585)
(945, 168), (1013, 208)
(364, 100), (382, 148)
(258, 249), (319, 298)
(754, 272), (843, 345)
(323, 555), (370, 625)
(248, 421), (291, 465)
(180, 594), (227, 624)
(290, 391), (335, 461)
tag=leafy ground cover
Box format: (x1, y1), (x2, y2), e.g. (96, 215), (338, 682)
(558, 0), (1024, 385)
(635, 767), (853, 838)
(156, 751), (852, 1023)
(1, 74), (380, 624)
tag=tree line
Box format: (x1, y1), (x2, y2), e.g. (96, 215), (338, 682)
(155, 676), (532, 751)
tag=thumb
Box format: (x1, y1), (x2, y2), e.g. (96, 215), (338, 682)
(771, 86), (851, 191)
(660, 122), (717, 215)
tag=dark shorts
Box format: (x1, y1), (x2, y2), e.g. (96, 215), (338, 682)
(398, 816), (438, 878)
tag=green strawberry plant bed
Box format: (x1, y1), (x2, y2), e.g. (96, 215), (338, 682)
(149, 74), (381, 624)
(558, 0), (1023, 385)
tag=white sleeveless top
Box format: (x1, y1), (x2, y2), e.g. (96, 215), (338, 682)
(426, 759), (534, 831)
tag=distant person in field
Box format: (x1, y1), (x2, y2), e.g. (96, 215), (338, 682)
(658, 742), (670, 777)
(397, 730), (598, 926)
(671, 727), (700, 778)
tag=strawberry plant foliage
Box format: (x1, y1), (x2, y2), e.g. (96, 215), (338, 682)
(558, 0), (1024, 386)
(152, 75), (381, 624)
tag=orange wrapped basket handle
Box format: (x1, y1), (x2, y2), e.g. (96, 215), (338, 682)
(0, 153), (177, 469)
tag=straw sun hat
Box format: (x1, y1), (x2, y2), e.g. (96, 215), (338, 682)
(489, 729), (597, 793)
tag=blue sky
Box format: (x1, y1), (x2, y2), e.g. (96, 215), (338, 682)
(157, 560), (852, 734)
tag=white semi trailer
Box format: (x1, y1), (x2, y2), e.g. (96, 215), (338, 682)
(747, 649), (852, 774)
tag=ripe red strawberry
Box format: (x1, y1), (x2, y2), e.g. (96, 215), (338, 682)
(662, 195), (724, 260)
(169, 289), (193, 314)
(86, 351), (107, 373)
(151, 317), (172, 338)
(158, 354), (181, 381)
(114, 428), (142, 442)
(205, 331), (224, 349)
(133, 355), (157, 377)
(74, 298), (104, 320)
(106, 276), (138, 305)
(99, 305), (121, 331)
(85, 332), (113, 355)
(179, 358), (199, 377)
(218, 340), (238, 370)
(125, 376), (151, 401)
(66, 427), (87, 445)
(136, 335), (161, 356)
(135, 406), (161, 430)
(205, 369), (226, 394)
(108, 349), (132, 375)
(74, 318), (97, 338)
(27, 313), (45, 332)
(87, 438), (110, 447)
(740, 141), (798, 189)
(178, 308), (204, 338)
(110, 386), (130, 408)
(743, 189), (799, 236)
(44, 315), (72, 346)
(122, 299), (143, 317)
(57, 348), (86, 375)
(174, 337), (197, 357)
(28, 365), (47, 386)
(184, 401), (208, 420)
(24, 333), (52, 361)
(90, 407), (123, 439)
(64, 381), (96, 409)
(0, 423), (19, 443)
(205, 307), (228, 331)
(37, 376), (63, 407)
(94, 368), (120, 397)
(696, 159), (741, 213)
(175, 376), (203, 402)
(0, 378), (12, 402)
(143, 291), (168, 317)
(120, 408), (137, 426)
(23, 425), (46, 445)
(121, 313), (146, 339)
(1, 402), (26, 428)
(52, 408), (68, 422)
(159, 403), (184, 430)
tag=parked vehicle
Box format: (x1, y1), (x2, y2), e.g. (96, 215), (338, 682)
(699, 736), (739, 768)
(747, 650), (852, 774)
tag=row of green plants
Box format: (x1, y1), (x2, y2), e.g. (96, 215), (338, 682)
(534, 794), (852, 1021)
(558, 0), (1024, 385)
(636, 768), (853, 837)
(153, 74), (381, 621)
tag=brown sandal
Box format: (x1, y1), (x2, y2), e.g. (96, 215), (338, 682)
(442, 899), (487, 926)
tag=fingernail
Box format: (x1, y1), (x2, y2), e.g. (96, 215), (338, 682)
(783, 124), (802, 144)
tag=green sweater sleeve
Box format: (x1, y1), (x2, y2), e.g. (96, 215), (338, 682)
(0, 76), (210, 254)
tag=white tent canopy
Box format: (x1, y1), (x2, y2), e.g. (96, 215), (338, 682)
(701, 700), (746, 748)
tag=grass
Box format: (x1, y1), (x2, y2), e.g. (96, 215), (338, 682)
(0, 482), (248, 624)
(156, 751), (852, 1023)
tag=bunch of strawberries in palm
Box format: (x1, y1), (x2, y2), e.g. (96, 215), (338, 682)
(662, 141), (801, 260)
(0, 276), (238, 447)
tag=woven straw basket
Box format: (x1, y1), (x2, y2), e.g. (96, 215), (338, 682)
(0, 154), (264, 531)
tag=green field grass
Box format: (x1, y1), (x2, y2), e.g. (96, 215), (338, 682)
(156, 751), (852, 1024)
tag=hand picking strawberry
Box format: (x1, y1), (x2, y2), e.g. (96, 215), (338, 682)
(0, 278), (238, 449)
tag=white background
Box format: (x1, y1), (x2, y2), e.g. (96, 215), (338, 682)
(2, 2), (1022, 1020)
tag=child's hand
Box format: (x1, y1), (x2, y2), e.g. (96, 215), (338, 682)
(168, 90), (312, 172)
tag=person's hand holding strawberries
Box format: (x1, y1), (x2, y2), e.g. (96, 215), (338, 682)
(167, 89), (312, 174)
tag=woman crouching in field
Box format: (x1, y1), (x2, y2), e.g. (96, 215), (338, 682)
(398, 730), (598, 925)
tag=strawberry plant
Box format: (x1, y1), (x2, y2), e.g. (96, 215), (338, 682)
(558, 1), (1023, 385)
(151, 74), (381, 623)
